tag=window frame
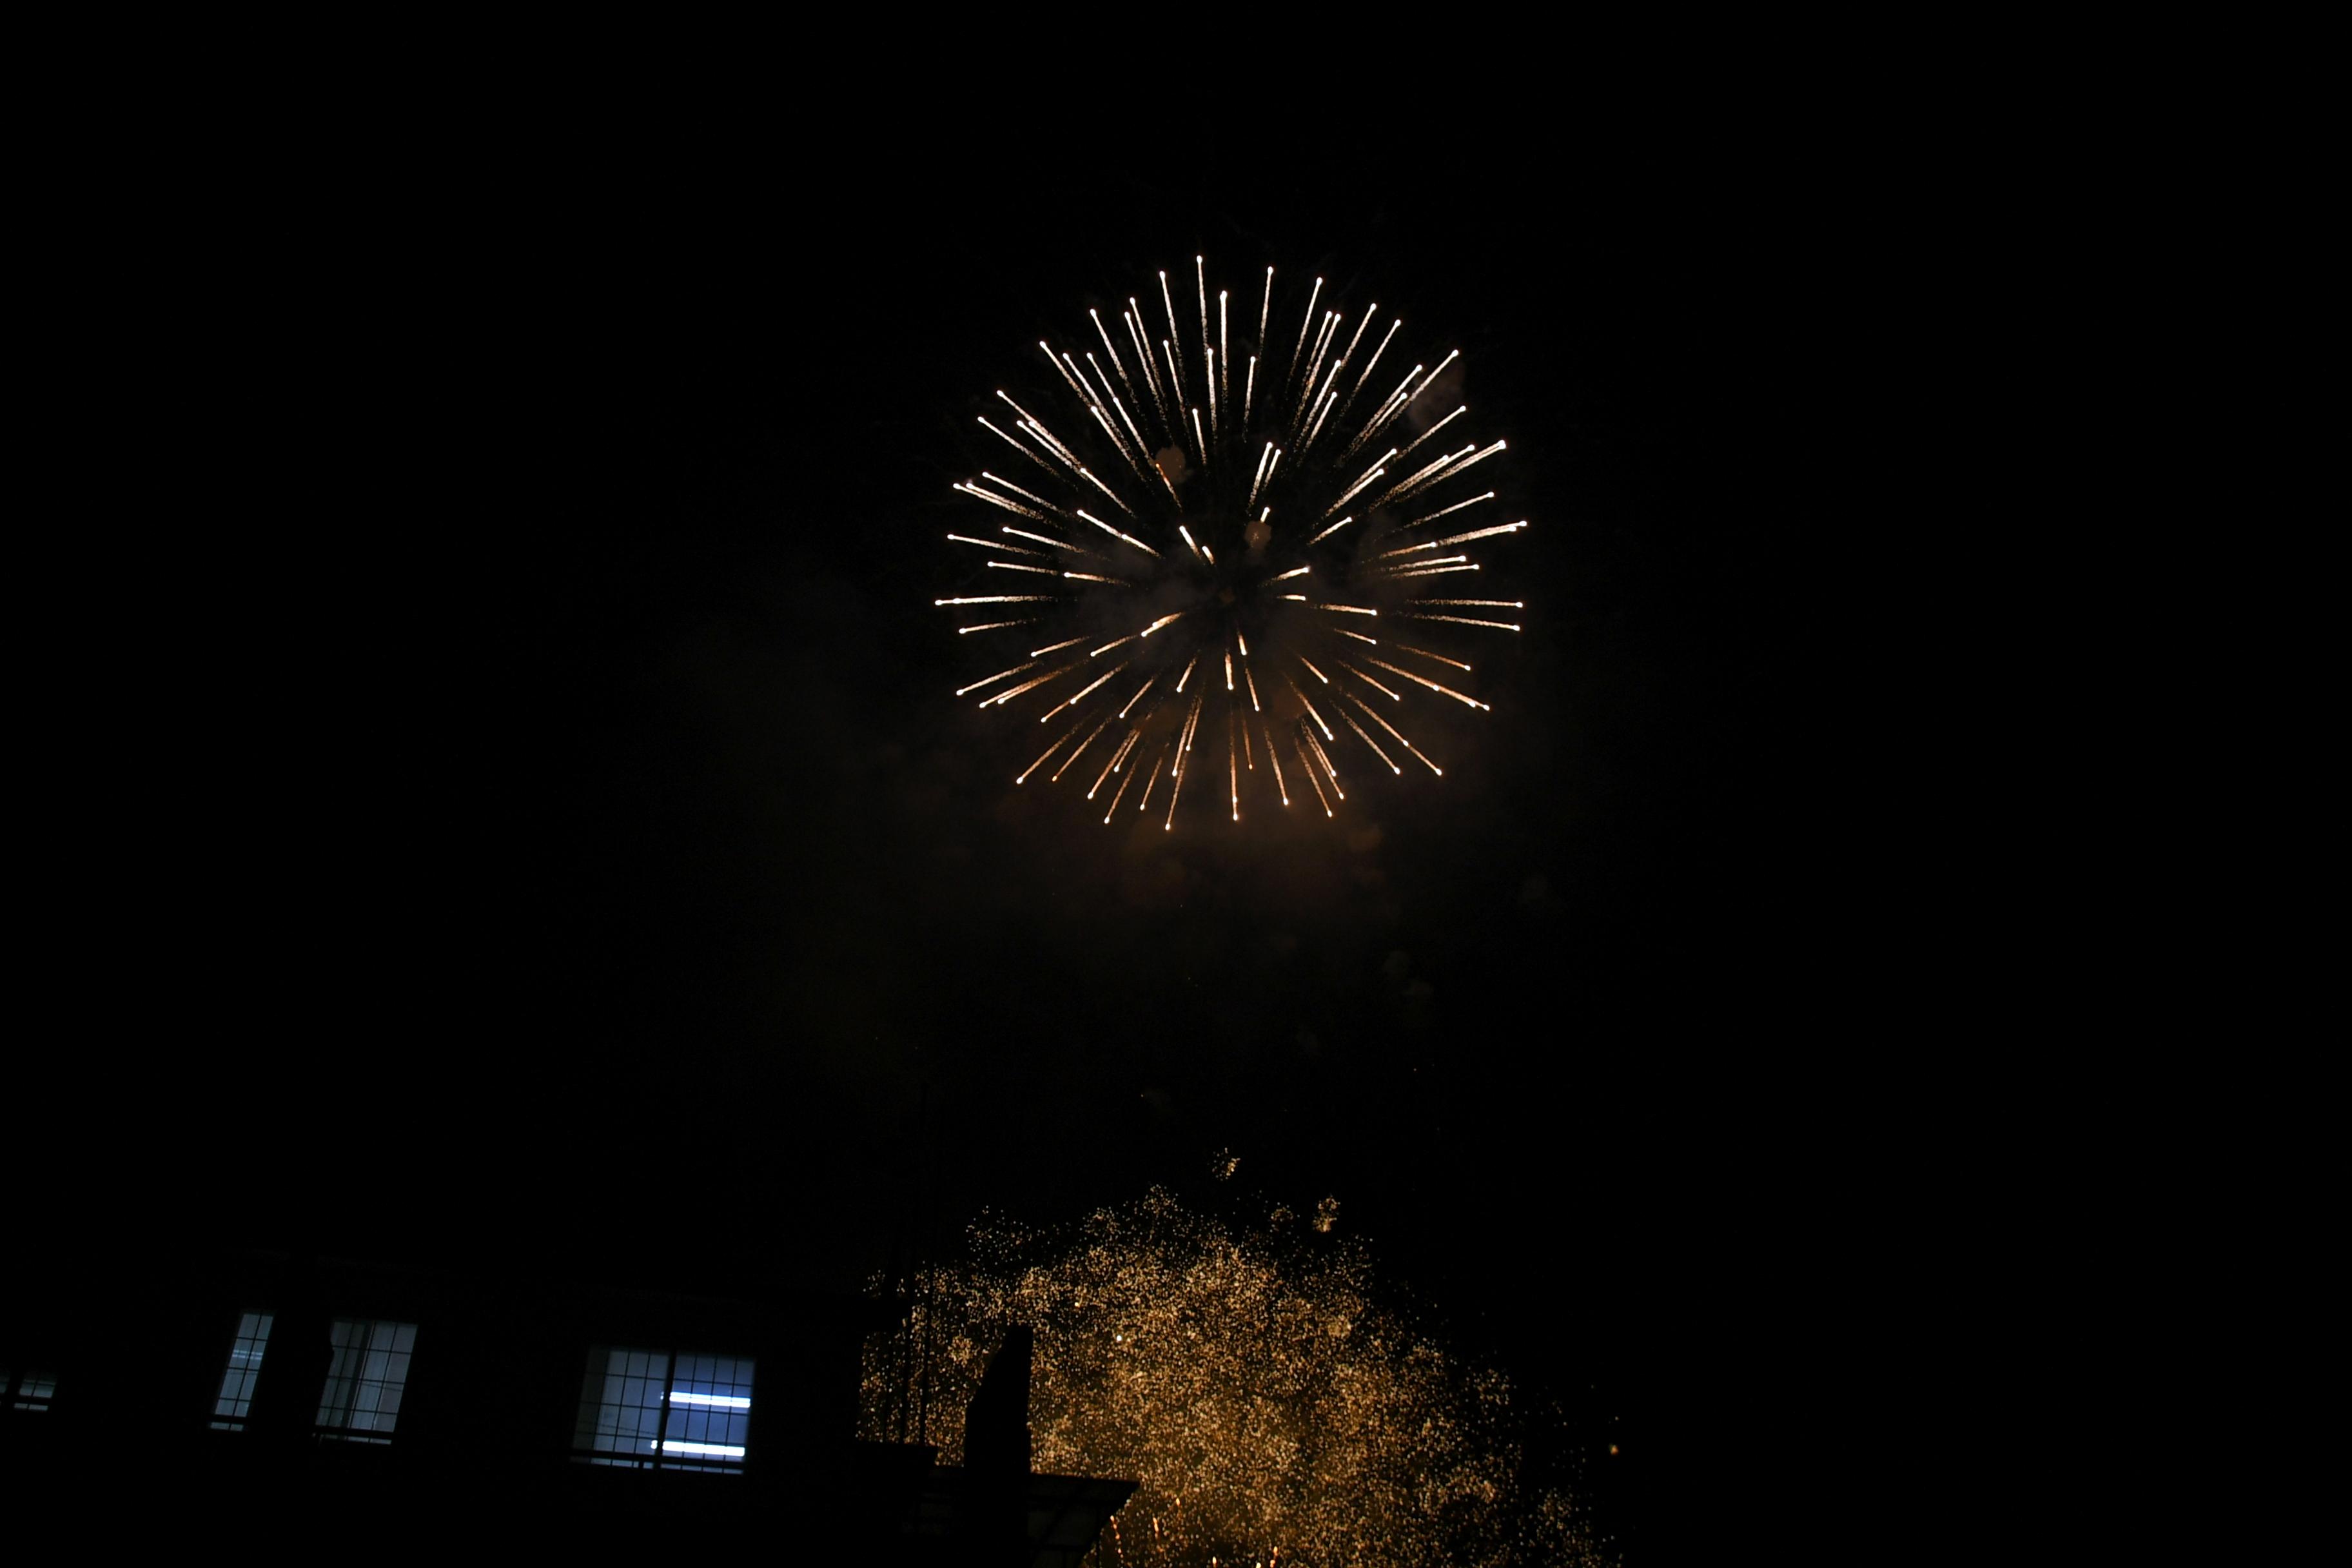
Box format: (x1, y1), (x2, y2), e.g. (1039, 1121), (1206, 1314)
(313, 1317), (420, 1444)
(571, 1344), (756, 1475)
(208, 1309), (277, 1431)
(6, 1369), (57, 1414)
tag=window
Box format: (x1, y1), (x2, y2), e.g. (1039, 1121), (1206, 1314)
(573, 1346), (755, 1473)
(315, 1319), (417, 1443)
(7, 1369), (56, 1413)
(210, 1311), (276, 1430)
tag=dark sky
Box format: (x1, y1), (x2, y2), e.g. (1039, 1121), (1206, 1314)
(84, 123), (1888, 1552)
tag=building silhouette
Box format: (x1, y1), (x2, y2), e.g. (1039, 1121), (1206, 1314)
(1, 1247), (1130, 1561)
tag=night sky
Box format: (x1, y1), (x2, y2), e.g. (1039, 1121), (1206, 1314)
(85, 124), (1884, 1555)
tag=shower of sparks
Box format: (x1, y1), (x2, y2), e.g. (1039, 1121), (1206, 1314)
(860, 1190), (1605, 1568)
(939, 259), (1530, 830)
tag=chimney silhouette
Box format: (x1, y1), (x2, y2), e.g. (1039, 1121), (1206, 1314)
(962, 1324), (1034, 1474)
(959, 1325), (1035, 1563)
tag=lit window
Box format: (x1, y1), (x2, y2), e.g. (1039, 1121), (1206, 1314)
(573, 1346), (754, 1473)
(8, 1370), (57, 1413)
(315, 1319), (417, 1443)
(210, 1311), (276, 1430)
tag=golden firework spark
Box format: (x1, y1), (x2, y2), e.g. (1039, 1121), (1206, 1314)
(941, 260), (1530, 830)
(861, 1190), (1605, 1567)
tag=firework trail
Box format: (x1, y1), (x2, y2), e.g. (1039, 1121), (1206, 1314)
(941, 260), (1529, 831)
(863, 1188), (1604, 1567)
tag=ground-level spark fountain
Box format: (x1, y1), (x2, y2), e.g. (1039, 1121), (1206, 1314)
(863, 1188), (1603, 1566)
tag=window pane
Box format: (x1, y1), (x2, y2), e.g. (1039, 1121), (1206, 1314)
(211, 1309), (277, 1426)
(12, 1370), (57, 1413)
(317, 1319), (418, 1438)
(574, 1346), (752, 1473)
(576, 1345), (669, 1465)
(664, 1349), (752, 1471)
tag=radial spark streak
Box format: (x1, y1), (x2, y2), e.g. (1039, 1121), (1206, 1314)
(1338, 660), (1402, 701)
(1366, 656), (1492, 710)
(1303, 726), (1343, 798)
(1387, 493), (1494, 539)
(1393, 641), (1472, 671)
(1399, 613), (1522, 631)
(1050, 716), (1115, 781)
(1285, 674), (1335, 740)
(1345, 690), (1443, 774)
(1102, 756), (1137, 819)
(1018, 716), (1085, 783)
(1048, 660), (1130, 719)
(957, 482), (1049, 521)
(1086, 738), (1125, 799)
(983, 662), (1080, 708)
(1138, 745), (1169, 812)
(956, 658), (1039, 698)
(1342, 709), (1401, 774)
(1295, 735), (1332, 816)
(1000, 526), (1087, 553)
(1286, 276), (1323, 395)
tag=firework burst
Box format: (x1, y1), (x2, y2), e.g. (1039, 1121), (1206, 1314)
(939, 259), (1529, 830)
(864, 1189), (1602, 1567)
